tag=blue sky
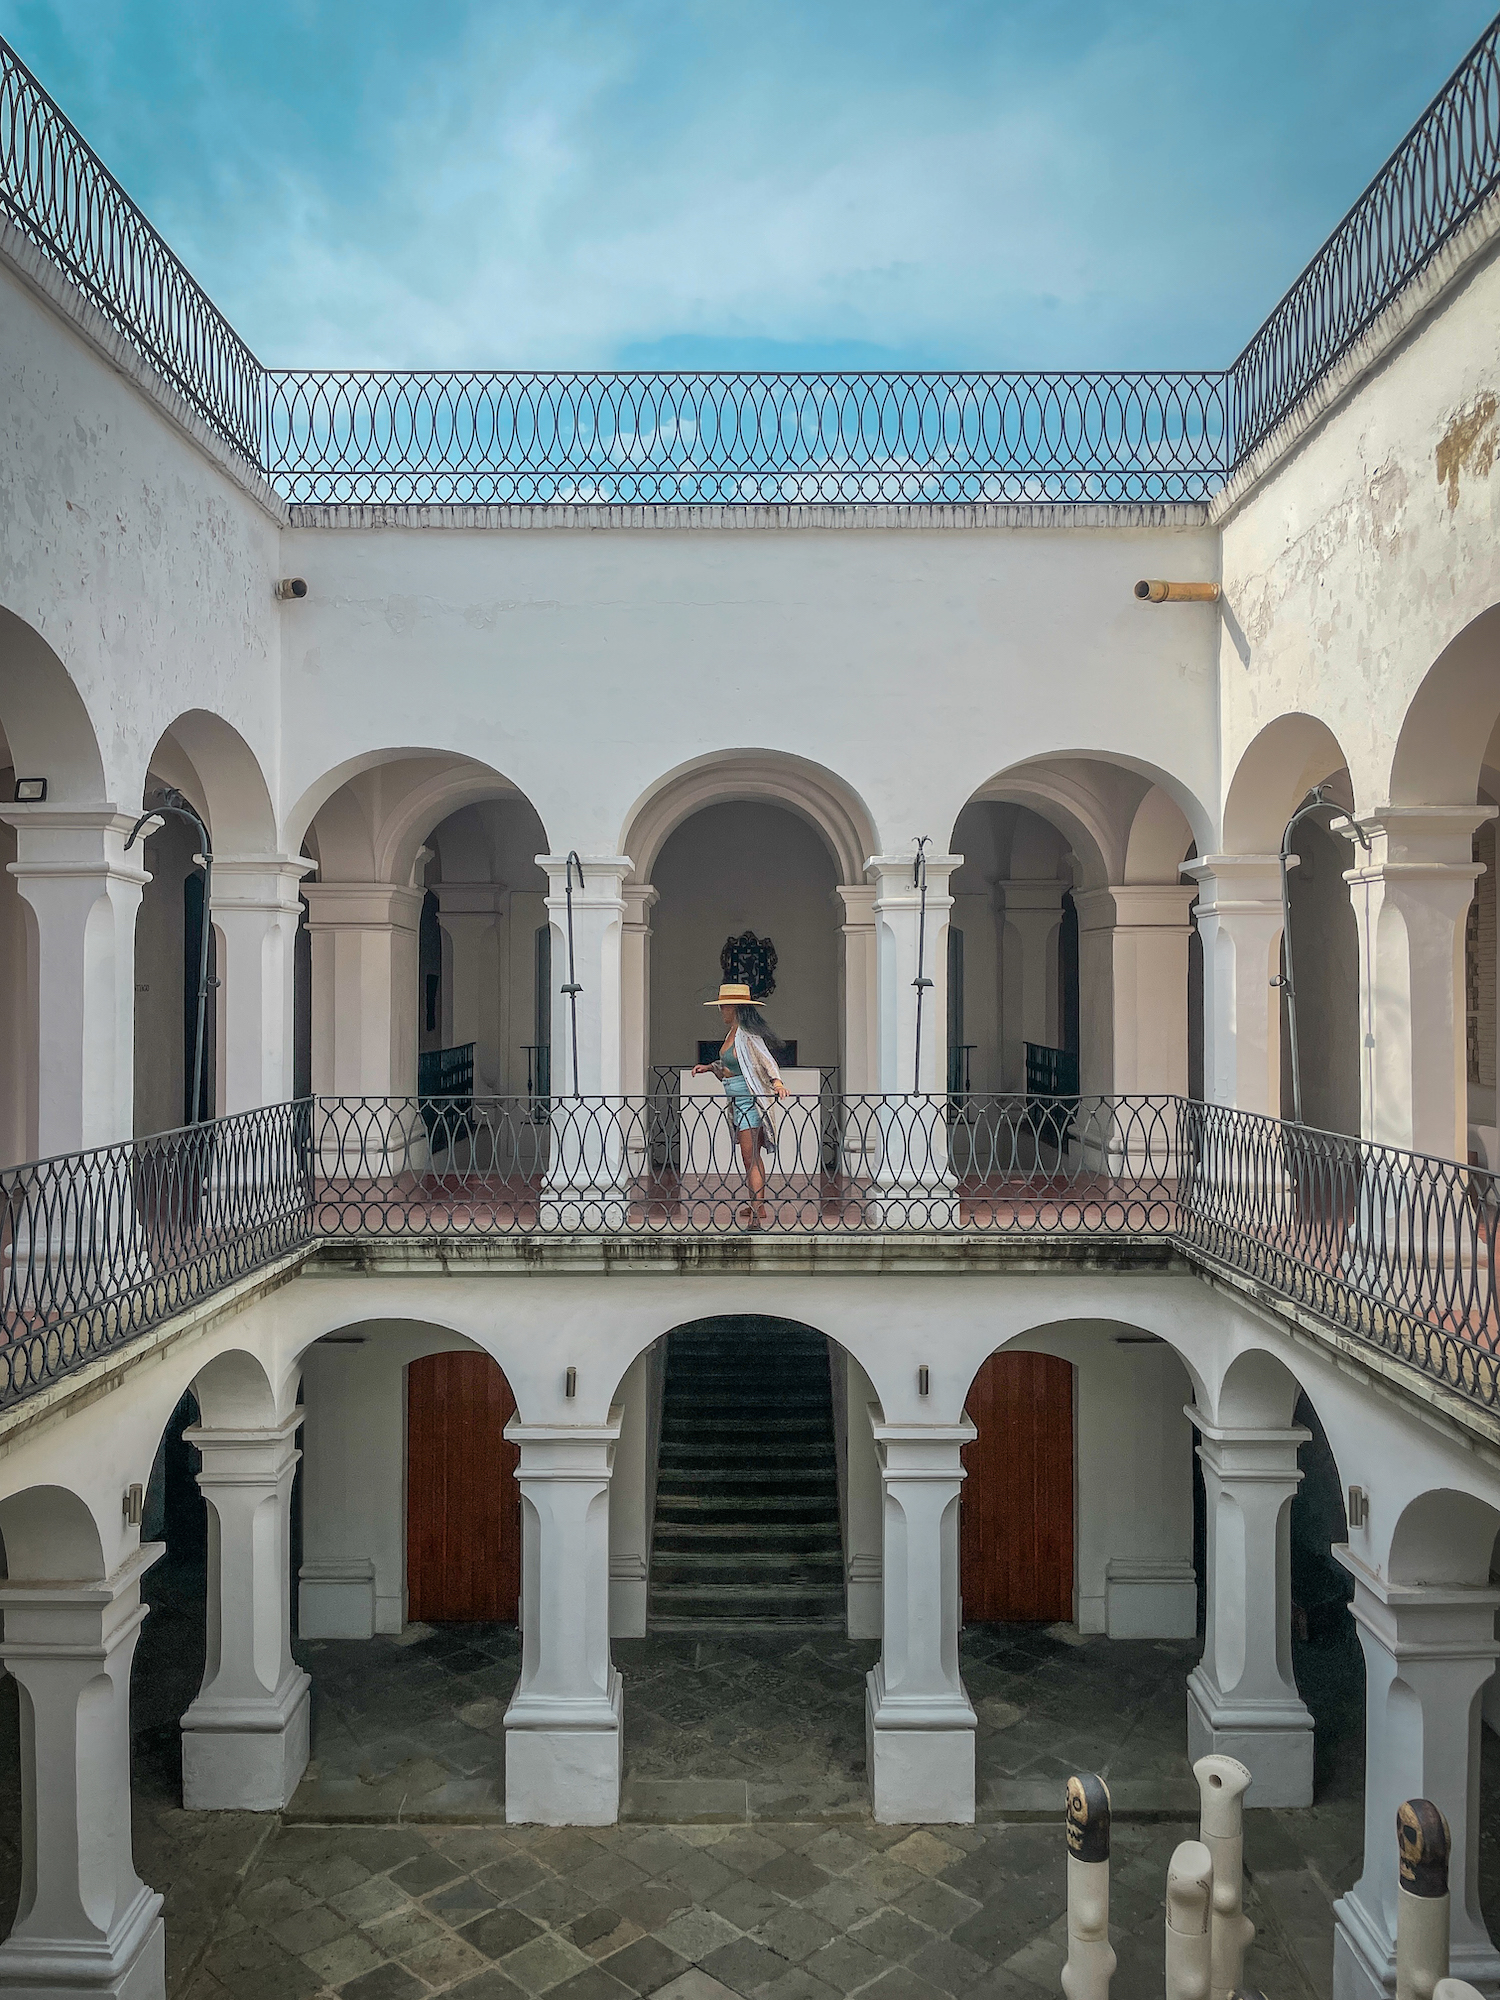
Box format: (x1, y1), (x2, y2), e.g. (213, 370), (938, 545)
(1, 1), (1494, 371)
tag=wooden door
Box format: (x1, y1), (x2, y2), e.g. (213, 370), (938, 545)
(407, 1351), (520, 1622)
(961, 1350), (1074, 1623)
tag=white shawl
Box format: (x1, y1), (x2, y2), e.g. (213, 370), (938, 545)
(733, 1027), (782, 1144)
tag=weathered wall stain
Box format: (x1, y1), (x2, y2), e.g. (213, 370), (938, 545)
(1436, 391), (1498, 510)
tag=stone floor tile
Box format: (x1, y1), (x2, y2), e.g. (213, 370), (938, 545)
(846, 1911), (933, 1964)
(332, 1877), (415, 1926)
(202, 1926), (325, 2000)
(297, 1850), (375, 1900)
(569, 1909), (638, 1954)
(270, 1903), (351, 1956)
(699, 1831), (786, 1879)
(905, 1937), (991, 1996)
(851, 1969), (952, 2000)
(654, 1909), (745, 1964)
(403, 1934), (493, 1988)
(707, 1878), (788, 1932)
(881, 1835), (964, 1882)
(755, 1966), (844, 2000)
(652, 1974), (743, 2000)
(797, 1879), (885, 1934)
(573, 1853), (654, 1903)
(242, 1877), (320, 1924)
(751, 1907), (837, 1966)
(549, 1968), (637, 2000)
(427, 1878), (502, 1920)
(461, 1909), (549, 1961)
(800, 1936), (887, 1998)
(513, 1878), (607, 1928)
(600, 1936), (693, 1997)
(501, 1934), (600, 1997)
(392, 1850), (464, 1896)
(697, 1937), (788, 1999)
(892, 1880), (982, 1937)
(339, 1965), (429, 2000)
(609, 1882), (698, 1934)
(362, 1905), (450, 1963)
(750, 1854), (829, 1903)
(302, 1930), (388, 1988)
(476, 1853), (553, 1901)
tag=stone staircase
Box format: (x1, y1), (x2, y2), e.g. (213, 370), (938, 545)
(647, 1319), (846, 1632)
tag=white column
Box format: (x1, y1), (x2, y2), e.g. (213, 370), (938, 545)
(179, 1413), (311, 1811)
(435, 884), (502, 1090)
(212, 857), (310, 1113)
(843, 1362), (883, 1640)
(1073, 885), (1196, 1097)
(1186, 1411), (1314, 1806)
(0, 1547), (165, 2000)
(836, 883), (878, 1095)
(539, 856), (631, 1098)
(620, 883), (657, 1100)
(999, 879), (1066, 1085)
(865, 1417), (976, 1824)
(504, 1414), (623, 1825)
(1332, 1553), (1500, 2000)
(302, 882), (423, 1098)
(0, 805), (148, 1154)
(870, 854), (959, 1095)
(1336, 808), (1494, 1159)
(1183, 856), (1286, 1115)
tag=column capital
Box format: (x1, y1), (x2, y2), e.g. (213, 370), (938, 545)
(1182, 854), (1291, 911)
(868, 853), (963, 906)
(301, 880), (424, 931)
(210, 854), (314, 914)
(621, 883), (658, 927)
(1334, 803), (1496, 872)
(537, 855), (633, 901)
(871, 1417), (976, 1472)
(835, 882), (877, 925)
(506, 1410), (624, 1474)
(1, 802), (150, 887)
(434, 880), (505, 920)
(184, 1411), (302, 1479)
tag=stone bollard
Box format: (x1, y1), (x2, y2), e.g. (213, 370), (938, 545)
(1396, 1800), (1451, 2000)
(1061, 1772), (1116, 2000)
(1167, 1841), (1215, 2000)
(1194, 1753), (1255, 2000)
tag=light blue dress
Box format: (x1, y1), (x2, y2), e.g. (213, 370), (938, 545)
(718, 1044), (764, 1132)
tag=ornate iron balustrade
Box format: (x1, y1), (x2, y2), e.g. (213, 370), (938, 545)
(259, 369), (1229, 505)
(1230, 14), (1500, 459)
(1, 1093), (1498, 1416)
(0, 37), (263, 459)
(6, 18), (1500, 498)
(0, 1101), (312, 1409)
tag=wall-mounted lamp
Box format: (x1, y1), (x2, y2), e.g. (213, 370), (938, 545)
(1134, 579), (1220, 604)
(276, 577), (309, 600)
(1347, 1485), (1369, 1529)
(122, 1483), (144, 1526)
(918, 1365), (930, 1397)
(12, 777), (47, 802)
(565, 1367), (577, 1399)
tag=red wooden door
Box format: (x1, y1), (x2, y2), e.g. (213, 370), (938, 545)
(407, 1351), (520, 1622)
(961, 1350), (1074, 1623)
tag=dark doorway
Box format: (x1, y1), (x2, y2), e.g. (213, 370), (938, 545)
(962, 1350), (1074, 1622)
(406, 1352), (520, 1622)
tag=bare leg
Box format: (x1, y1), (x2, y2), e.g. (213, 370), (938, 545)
(737, 1127), (767, 1224)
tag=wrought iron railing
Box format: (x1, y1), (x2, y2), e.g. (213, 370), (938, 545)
(1, 1094), (1498, 1416)
(6, 18), (1500, 498)
(259, 369), (1229, 505)
(0, 37), (262, 459)
(1229, 14), (1500, 458)
(0, 1101), (312, 1409)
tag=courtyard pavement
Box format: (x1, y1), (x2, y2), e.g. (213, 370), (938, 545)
(0, 1552), (1495, 2000)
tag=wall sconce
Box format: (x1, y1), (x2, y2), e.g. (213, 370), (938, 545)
(1347, 1485), (1369, 1529)
(12, 777), (47, 802)
(276, 577), (308, 600)
(121, 1483), (144, 1526)
(565, 1367), (576, 1399)
(918, 1365), (930, 1397)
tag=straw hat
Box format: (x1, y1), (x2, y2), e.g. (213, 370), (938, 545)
(704, 982), (768, 1007)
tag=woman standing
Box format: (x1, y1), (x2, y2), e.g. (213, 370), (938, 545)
(691, 981), (788, 1227)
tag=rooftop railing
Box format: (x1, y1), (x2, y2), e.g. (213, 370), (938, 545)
(4, 18), (1499, 501)
(2, 1093), (1495, 1419)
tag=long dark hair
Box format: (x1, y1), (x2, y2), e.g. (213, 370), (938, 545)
(729, 1003), (772, 1038)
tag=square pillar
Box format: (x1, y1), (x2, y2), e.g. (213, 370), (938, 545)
(302, 882), (423, 1099)
(998, 879), (1066, 1086)
(866, 1417), (977, 1823)
(620, 884), (657, 1101)
(1186, 1409), (1314, 1806)
(0, 805), (148, 1154)
(180, 1414), (311, 1810)
(836, 883), (878, 1095)
(1183, 856), (1287, 1115)
(538, 856), (632, 1099)
(504, 1413), (623, 1825)
(212, 857), (312, 1114)
(869, 854), (960, 1096)
(0, 1547), (165, 2000)
(1335, 807), (1495, 1158)
(435, 884), (503, 1091)
(1332, 1552), (1500, 2000)
(1073, 885), (1198, 1097)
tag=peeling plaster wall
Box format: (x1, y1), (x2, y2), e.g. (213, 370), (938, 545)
(0, 263), (283, 814)
(1218, 234), (1500, 822)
